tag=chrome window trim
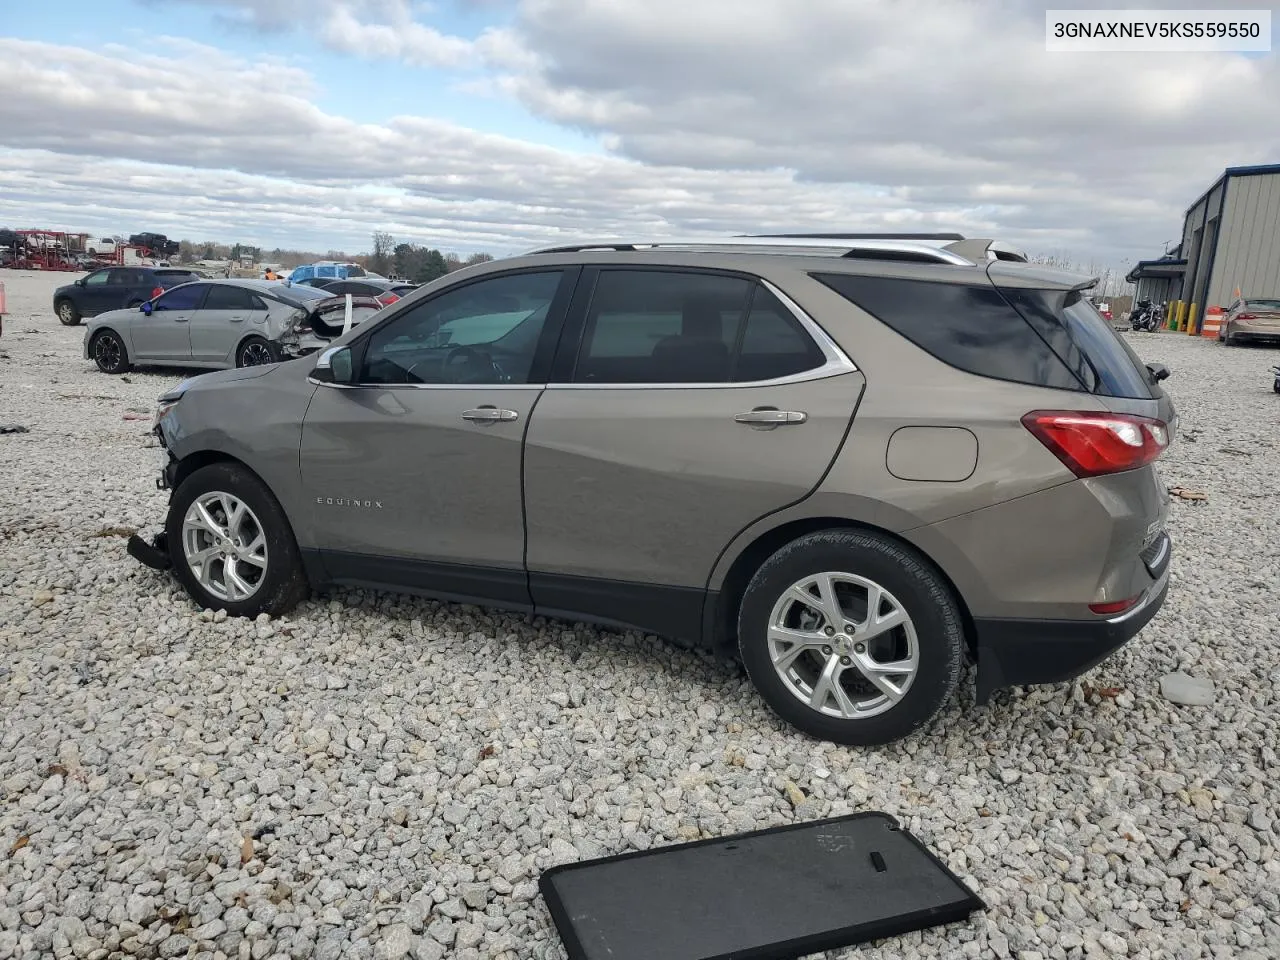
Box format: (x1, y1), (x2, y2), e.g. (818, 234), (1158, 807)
(307, 278), (859, 392)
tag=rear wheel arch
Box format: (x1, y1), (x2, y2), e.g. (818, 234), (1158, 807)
(708, 516), (977, 660)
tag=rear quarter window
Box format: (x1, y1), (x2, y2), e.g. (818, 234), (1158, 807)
(994, 287), (1154, 400)
(811, 273), (1084, 392)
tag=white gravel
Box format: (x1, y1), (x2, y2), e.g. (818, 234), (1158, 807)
(1, 268), (1278, 960)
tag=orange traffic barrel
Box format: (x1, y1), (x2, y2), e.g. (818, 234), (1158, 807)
(1202, 306), (1223, 339)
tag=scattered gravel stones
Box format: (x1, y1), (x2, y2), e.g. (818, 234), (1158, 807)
(1159, 671), (1217, 706)
(1, 271), (1279, 958)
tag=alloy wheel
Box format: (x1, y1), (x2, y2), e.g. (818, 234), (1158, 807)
(181, 491), (268, 603)
(766, 571), (919, 720)
(240, 342), (274, 366)
(94, 334), (122, 372)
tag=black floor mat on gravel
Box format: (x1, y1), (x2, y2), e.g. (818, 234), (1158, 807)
(540, 811), (984, 960)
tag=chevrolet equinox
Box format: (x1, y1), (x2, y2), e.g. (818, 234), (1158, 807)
(129, 234), (1176, 746)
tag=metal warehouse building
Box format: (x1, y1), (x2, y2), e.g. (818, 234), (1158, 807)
(1127, 163), (1280, 331)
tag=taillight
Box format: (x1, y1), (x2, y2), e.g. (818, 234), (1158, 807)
(151, 286), (163, 299)
(1022, 410), (1169, 477)
(378, 293), (400, 306)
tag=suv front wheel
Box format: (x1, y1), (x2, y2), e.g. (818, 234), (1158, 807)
(166, 463), (309, 617)
(737, 529), (963, 746)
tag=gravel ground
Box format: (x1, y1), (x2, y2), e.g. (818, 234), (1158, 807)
(1, 268), (1278, 960)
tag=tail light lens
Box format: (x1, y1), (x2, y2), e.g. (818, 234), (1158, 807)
(377, 293), (400, 306)
(1022, 411), (1169, 477)
(151, 286), (163, 299)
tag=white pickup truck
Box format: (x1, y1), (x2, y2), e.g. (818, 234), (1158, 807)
(85, 237), (118, 257)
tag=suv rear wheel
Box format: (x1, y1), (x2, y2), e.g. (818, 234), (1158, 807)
(166, 463), (309, 617)
(57, 300), (81, 326)
(737, 529), (963, 746)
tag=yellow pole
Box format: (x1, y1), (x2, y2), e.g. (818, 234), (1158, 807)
(1176, 300), (1187, 331)
(1186, 302), (1198, 335)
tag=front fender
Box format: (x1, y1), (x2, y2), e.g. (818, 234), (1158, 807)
(162, 365), (319, 548)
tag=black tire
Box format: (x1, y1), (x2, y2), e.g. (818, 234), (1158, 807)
(90, 330), (131, 374)
(165, 462), (309, 617)
(737, 529), (963, 747)
(236, 336), (278, 368)
(56, 299), (81, 326)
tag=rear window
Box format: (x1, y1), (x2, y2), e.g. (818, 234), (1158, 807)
(1246, 299), (1280, 311)
(811, 273), (1083, 392)
(813, 272), (1155, 399)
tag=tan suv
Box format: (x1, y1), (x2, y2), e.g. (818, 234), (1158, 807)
(128, 234), (1176, 746)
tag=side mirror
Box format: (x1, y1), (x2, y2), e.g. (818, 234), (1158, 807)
(1146, 362), (1170, 382)
(76, 277), (86, 287)
(142, 302), (154, 316)
(312, 345), (354, 385)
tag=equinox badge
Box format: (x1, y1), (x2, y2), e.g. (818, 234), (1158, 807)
(318, 497), (384, 509)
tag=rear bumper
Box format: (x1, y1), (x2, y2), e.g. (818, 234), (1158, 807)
(1231, 327), (1280, 342)
(972, 534), (1171, 704)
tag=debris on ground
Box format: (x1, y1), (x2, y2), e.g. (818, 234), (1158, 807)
(1082, 683), (1125, 701)
(1167, 486), (1209, 503)
(1159, 672), (1216, 706)
(1219, 447), (1253, 457)
(122, 410), (149, 421)
(87, 526), (138, 539)
(0, 424), (29, 434)
(782, 780), (806, 808)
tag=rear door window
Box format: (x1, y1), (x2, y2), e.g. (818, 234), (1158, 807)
(572, 270), (828, 385)
(734, 286), (828, 382)
(574, 270), (749, 384)
(203, 285), (257, 311)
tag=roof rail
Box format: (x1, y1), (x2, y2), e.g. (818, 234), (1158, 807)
(747, 232), (966, 241)
(520, 236), (974, 265)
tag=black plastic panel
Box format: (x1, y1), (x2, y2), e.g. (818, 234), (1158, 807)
(540, 812), (984, 960)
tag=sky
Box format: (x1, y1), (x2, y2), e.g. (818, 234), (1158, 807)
(0, 0), (1277, 264)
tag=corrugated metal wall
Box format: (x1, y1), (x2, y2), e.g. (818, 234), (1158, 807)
(1180, 181), (1226, 310)
(1135, 277), (1174, 304)
(1210, 172), (1280, 306)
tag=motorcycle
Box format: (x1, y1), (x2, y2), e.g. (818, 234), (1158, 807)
(1129, 299), (1161, 332)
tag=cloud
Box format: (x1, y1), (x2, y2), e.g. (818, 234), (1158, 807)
(0, 35), (1062, 257)
(4, 0), (1278, 265)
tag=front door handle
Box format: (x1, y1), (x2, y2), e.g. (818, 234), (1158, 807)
(734, 408), (807, 426)
(461, 406), (519, 424)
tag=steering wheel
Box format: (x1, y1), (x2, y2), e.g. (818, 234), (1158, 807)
(445, 345), (505, 382)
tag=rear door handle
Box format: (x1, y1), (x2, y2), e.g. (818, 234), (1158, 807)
(230, 316), (246, 323)
(461, 406), (519, 424)
(734, 408), (807, 426)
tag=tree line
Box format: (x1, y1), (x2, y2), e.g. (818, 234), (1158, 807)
(170, 234), (496, 281)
